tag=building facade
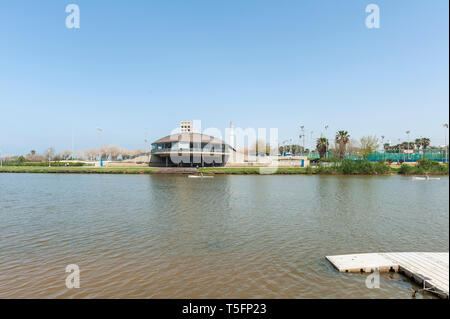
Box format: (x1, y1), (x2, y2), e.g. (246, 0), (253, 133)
(150, 132), (236, 167)
(179, 121), (192, 133)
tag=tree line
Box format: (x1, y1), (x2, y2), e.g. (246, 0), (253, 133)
(249, 132), (442, 160)
(3, 145), (147, 163)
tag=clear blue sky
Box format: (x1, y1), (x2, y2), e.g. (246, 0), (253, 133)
(0, 0), (448, 154)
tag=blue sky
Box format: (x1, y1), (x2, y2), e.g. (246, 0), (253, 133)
(0, 0), (448, 154)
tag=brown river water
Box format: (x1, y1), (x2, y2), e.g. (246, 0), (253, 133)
(0, 173), (448, 298)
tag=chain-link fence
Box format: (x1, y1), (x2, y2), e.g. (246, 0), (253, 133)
(305, 150), (448, 162)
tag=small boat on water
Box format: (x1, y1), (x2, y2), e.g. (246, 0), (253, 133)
(412, 176), (440, 181)
(188, 175), (214, 179)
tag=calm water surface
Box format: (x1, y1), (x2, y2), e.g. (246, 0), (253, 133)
(0, 173), (448, 298)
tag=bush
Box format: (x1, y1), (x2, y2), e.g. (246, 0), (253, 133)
(315, 166), (334, 174)
(417, 159), (432, 170)
(328, 160), (391, 175)
(373, 161), (391, 174)
(431, 161), (440, 167)
(398, 164), (412, 174)
(318, 157), (340, 163)
(398, 162), (448, 175)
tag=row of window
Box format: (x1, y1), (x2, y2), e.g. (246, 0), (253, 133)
(152, 142), (227, 152)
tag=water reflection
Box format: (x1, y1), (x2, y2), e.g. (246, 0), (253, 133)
(0, 173), (447, 298)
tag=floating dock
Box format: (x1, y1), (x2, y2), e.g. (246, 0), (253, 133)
(326, 252), (449, 298)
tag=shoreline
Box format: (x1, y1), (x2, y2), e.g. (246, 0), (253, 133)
(0, 166), (448, 176)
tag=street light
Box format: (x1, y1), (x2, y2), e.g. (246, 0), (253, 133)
(96, 127), (103, 165)
(381, 135), (385, 161)
(398, 138), (404, 162)
(444, 123), (449, 163)
(324, 125), (329, 158)
(300, 125), (305, 155)
(405, 130), (410, 162)
(72, 125), (75, 161)
(144, 138), (151, 163)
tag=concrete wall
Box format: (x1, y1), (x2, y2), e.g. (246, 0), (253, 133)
(226, 156), (310, 167)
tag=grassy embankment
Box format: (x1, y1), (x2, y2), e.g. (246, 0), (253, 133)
(1, 159), (448, 175)
(1, 161), (86, 167)
(0, 166), (158, 174)
(200, 159), (449, 176)
(199, 167), (310, 174)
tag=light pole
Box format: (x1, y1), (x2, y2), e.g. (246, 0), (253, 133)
(444, 123), (449, 163)
(419, 136), (424, 160)
(381, 135), (385, 161)
(300, 125), (305, 156)
(72, 125), (75, 161)
(47, 148), (51, 167)
(398, 138), (403, 162)
(96, 127), (103, 166)
(406, 130), (410, 162)
(0, 149), (2, 167)
(144, 138), (151, 163)
(289, 138), (293, 155)
(324, 125), (329, 158)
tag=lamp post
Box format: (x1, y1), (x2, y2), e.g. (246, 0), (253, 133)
(300, 125), (305, 156)
(324, 125), (329, 158)
(419, 136), (424, 160)
(444, 123), (449, 163)
(96, 127), (103, 166)
(405, 130), (410, 162)
(381, 135), (385, 161)
(72, 125), (75, 161)
(144, 138), (151, 163)
(398, 138), (403, 162)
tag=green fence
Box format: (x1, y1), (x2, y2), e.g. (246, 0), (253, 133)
(305, 150), (448, 162)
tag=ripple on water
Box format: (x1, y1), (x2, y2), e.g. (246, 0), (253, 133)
(0, 174), (447, 298)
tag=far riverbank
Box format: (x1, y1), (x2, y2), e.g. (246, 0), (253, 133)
(1, 165), (448, 176)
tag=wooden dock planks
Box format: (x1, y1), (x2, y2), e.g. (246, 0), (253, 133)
(326, 252), (449, 298)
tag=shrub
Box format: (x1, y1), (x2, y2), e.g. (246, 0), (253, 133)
(417, 159), (431, 170)
(373, 161), (391, 174)
(398, 164), (412, 174)
(335, 160), (390, 175)
(431, 161), (440, 167)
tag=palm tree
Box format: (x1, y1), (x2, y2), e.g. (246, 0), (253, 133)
(316, 137), (329, 159)
(415, 138), (422, 150)
(335, 130), (350, 159)
(421, 138), (431, 150)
